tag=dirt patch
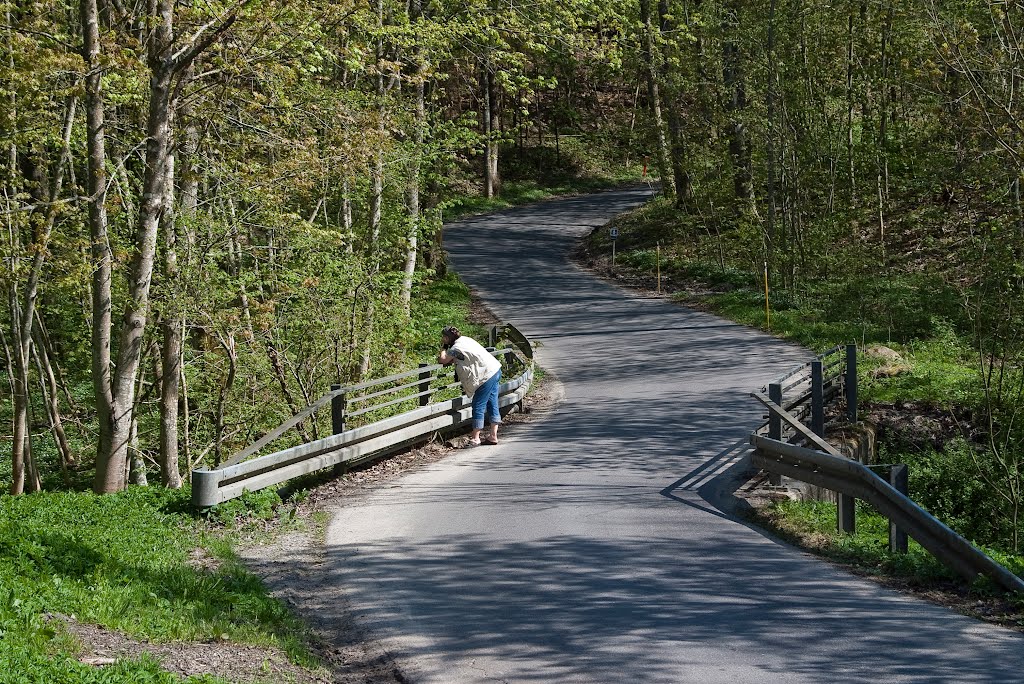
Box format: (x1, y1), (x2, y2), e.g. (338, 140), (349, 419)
(861, 400), (979, 450)
(467, 287), (501, 326)
(50, 613), (331, 683)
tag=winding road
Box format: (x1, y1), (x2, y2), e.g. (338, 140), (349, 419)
(324, 187), (1024, 682)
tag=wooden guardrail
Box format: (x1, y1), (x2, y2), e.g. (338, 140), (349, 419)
(750, 347), (1024, 594)
(192, 323), (534, 508)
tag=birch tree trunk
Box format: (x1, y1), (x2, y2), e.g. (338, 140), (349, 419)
(159, 118), (197, 489)
(92, 0), (239, 492)
(361, 0), (386, 378)
(640, 0), (674, 199)
(401, 0), (426, 317)
(81, 0), (118, 492)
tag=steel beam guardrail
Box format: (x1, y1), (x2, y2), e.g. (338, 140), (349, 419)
(750, 362), (1024, 594)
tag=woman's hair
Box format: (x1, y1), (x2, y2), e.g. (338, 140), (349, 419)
(441, 326), (461, 341)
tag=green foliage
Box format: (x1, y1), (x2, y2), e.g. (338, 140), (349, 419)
(763, 499), (961, 585)
(203, 489), (284, 527)
(860, 337), (977, 407)
(0, 488), (318, 681)
(882, 439), (1011, 548)
(0, 645), (226, 684)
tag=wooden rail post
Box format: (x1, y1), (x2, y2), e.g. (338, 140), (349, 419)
(889, 464), (909, 554)
(845, 344), (857, 423)
(488, 325), (498, 348)
(331, 384), (347, 476)
(811, 360), (825, 438)
(331, 384), (346, 434)
(767, 383), (783, 486)
(418, 364), (432, 407)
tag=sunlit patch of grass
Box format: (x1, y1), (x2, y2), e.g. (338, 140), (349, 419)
(0, 487), (320, 681)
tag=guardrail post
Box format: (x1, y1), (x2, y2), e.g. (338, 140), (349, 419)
(811, 360), (825, 437)
(192, 469), (220, 508)
(331, 384), (347, 476)
(845, 344), (858, 422)
(488, 325), (498, 348)
(767, 383), (783, 486)
(418, 364), (432, 407)
(889, 464), (909, 553)
(838, 493), (856, 534)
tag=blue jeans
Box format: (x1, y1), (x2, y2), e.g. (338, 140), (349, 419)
(471, 370), (502, 430)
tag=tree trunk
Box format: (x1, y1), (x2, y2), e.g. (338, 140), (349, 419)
(846, 10), (857, 229)
(360, 148), (382, 378)
(159, 118), (197, 489)
(92, 0), (237, 492)
(483, 66), (501, 198)
(7, 94), (76, 494)
(8, 304), (28, 495)
(722, 0), (754, 208)
(657, 0), (691, 206)
(213, 333), (238, 466)
(32, 318), (74, 474)
(81, 0), (117, 492)
(94, 61), (174, 493)
(401, 0), (425, 317)
(640, 0), (674, 199)
(765, 0), (779, 271)
(362, 2), (386, 378)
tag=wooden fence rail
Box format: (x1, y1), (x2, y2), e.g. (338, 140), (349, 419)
(192, 324), (534, 508)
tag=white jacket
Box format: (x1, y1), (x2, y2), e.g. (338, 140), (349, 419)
(450, 335), (502, 396)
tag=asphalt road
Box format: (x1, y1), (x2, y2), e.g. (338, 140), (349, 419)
(325, 186), (1024, 683)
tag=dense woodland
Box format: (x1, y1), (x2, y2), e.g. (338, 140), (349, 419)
(3, 0), (1024, 552)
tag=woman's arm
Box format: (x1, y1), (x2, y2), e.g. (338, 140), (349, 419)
(438, 345), (465, 366)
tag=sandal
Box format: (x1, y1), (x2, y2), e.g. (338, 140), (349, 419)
(482, 437), (498, 445)
(465, 438), (482, 447)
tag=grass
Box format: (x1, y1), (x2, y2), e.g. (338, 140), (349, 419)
(0, 269), (491, 683)
(754, 499), (957, 584)
(0, 473), (324, 682)
(753, 499), (1024, 602)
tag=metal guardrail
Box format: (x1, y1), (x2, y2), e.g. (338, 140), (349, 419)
(750, 347), (1024, 594)
(192, 323), (534, 508)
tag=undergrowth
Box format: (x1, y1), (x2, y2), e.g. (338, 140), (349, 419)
(0, 486), (320, 682)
